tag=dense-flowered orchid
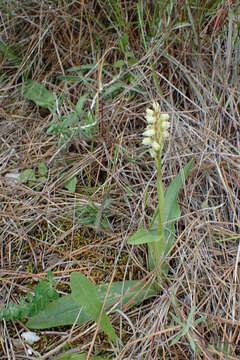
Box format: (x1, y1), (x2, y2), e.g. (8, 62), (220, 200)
(142, 102), (170, 159)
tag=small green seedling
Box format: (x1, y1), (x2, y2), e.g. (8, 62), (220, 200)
(0, 272), (58, 321)
(18, 161), (48, 190)
(170, 292), (205, 352)
(23, 80), (97, 147)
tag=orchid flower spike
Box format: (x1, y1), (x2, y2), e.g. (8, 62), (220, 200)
(142, 102), (170, 159)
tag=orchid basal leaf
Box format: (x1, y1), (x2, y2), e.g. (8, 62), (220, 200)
(128, 228), (163, 245)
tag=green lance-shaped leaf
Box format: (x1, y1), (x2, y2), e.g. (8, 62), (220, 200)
(150, 159), (193, 231)
(128, 228), (163, 245)
(56, 352), (108, 360)
(163, 159), (193, 223)
(26, 280), (158, 329)
(70, 272), (117, 343)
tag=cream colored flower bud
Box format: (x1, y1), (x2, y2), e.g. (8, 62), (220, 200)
(143, 102), (170, 159)
(150, 149), (157, 158)
(146, 114), (155, 124)
(152, 141), (161, 151)
(152, 102), (160, 112)
(160, 113), (170, 121)
(142, 137), (152, 145)
(161, 121), (170, 129)
(143, 128), (155, 137)
(146, 108), (154, 116)
(162, 131), (169, 138)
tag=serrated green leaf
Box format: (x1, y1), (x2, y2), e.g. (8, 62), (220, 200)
(18, 168), (35, 183)
(128, 228), (162, 245)
(23, 80), (55, 112)
(38, 162), (48, 176)
(71, 273), (116, 343)
(64, 176), (77, 193)
(27, 280), (158, 329)
(0, 272), (58, 322)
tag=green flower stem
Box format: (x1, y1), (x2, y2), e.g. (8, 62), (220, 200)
(157, 157), (164, 236)
(149, 154), (165, 280)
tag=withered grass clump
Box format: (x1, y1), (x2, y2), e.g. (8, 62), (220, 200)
(0, 1), (239, 359)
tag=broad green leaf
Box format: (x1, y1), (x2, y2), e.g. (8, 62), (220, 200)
(171, 331), (184, 346)
(18, 169), (35, 183)
(27, 280), (158, 329)
(128, 228), (162, 245)
(38, 162), (48, 176)
(23, 80), (55, 112)
(57, 75), (95, 93)
(27, 294), (89, 328)
(64, 176), (77, 193)
(70, 273), (116, 343)
(56, 352), (107, 360)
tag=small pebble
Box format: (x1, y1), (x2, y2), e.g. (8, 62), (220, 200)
(21, 331), (40, 345)
(27, 348), (33, 356)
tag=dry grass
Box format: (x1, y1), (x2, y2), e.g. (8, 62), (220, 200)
(0, 1), (240, 359)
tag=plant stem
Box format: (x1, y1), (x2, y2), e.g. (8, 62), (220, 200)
(148, 156), (165, 281)
(157, 158), (164, 236)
